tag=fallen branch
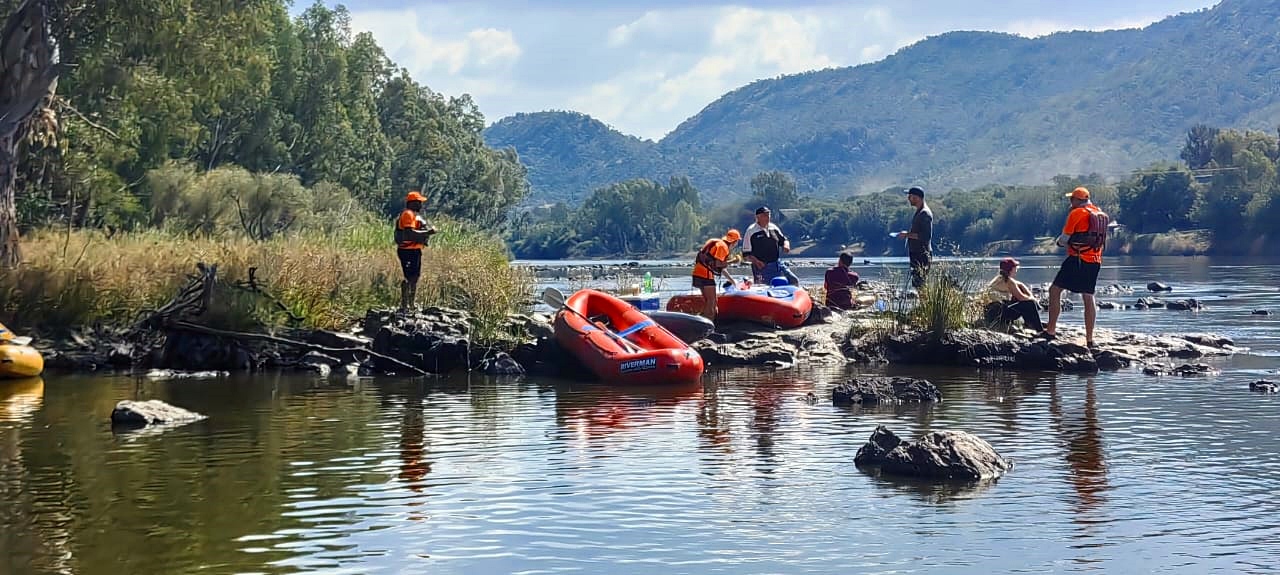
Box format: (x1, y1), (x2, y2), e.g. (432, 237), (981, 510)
(168, 320), (429, 376)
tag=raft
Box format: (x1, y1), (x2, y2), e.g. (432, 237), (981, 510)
(554, 289), (705, 385)
(666, 283), (813, 328)
(645, 310), (715, 344)
(0, 323), (43, 379)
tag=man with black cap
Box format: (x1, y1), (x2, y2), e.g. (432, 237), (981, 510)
(892, 186), (933, 290)
(743, 205), (800, 286)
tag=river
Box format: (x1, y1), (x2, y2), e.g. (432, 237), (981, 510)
(2, 256), (1278, 574)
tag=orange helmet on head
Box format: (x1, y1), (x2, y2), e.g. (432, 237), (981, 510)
(406, 190), (427, 204)
(724, 228), (742, 243)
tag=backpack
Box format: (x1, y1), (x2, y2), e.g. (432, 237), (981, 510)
(1069, 206), (1109, 252)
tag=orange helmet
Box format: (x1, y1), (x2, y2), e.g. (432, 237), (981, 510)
(406, 190), (427, 203)
(725, 228), (742, 243)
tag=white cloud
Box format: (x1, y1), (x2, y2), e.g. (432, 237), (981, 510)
(350, 10), (521, 76)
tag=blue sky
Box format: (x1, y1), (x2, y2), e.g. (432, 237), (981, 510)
(337, 0), (1220, 140)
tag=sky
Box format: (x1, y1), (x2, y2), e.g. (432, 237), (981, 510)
(340, 0), (1221, 141)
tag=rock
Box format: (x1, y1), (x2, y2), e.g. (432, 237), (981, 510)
(479, 352), (525, 375)
(694, 338), (797, 367)
(111, 400), (206, 428)
(832, 377), (942, 406)
(1180, 333), (1234, 348)
(504, 313), (554, 341)
(1134, 302), (1149, 310)
(854, 425), (903, 465)
(1137, 297), (1166, 309)
(1147, 282), (1173, 292)
(1250, 380), (1279, 393)
(368, 307), (473, 374)
(1093, 350), (1132, 370)
(108, 342), (135, 367)
(1252, 310), (1271, 316)
(1097, 301), (1120, 310)
(343, 363), (373, 378)
(854, 426), (1013, 481)
(804, 304), (834, 325)
(144, 369), (229, 380)
(1145, 363), (1219, 377)
(1166, 299), (1202, 311)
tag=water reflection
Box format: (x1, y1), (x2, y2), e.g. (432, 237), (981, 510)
(554, 381), (702, 438)
(398, 382), (431, 493)
(1050, 377), (1112, 543)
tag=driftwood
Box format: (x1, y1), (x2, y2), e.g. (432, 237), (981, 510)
(133, 262), (429, 376)
(168, 321), (428, 377)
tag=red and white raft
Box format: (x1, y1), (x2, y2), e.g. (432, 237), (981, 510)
(666, 283), (813, 328)
(554, 289), (705, 384)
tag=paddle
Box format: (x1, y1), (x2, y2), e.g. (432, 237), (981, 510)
(541, 288), (643, 353)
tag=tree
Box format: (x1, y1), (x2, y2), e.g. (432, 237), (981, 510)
(1117, 165), (1197, 233)
(750, 171), (799, 210)
(1180, 124), (1219, 170)
(0, 0), (58, 266)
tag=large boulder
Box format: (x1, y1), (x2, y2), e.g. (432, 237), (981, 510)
(854, 425), (1013, 480)
(111, 400), (206, 428)
(832, 377), (942, 406)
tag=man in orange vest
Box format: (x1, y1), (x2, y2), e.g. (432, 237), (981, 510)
(1039, 187), (1109, 349)
(395, 191), (437, 312)
(692, 228), (742, 321)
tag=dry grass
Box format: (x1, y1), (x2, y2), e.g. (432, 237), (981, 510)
(0, 219), (531, 341)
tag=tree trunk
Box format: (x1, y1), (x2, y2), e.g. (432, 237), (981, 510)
(0, 133), (18, 267)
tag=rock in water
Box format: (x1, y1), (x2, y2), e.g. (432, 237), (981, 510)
(832, 377), (942, 406)
(1166, 299), (1202, 311)
(1250, 380), (1278, 393)
(854, 425), (903, 465)
(111, 400), (206, 427)
(854, 426), (1012, 480)
(1147, 282), (1173, 292)
(479, 352), (525, 375)
(1252, 310), (1270, 316)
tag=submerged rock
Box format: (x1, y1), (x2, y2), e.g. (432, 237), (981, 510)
(1148, 282), (1173, 292)
(1143, 363), (1220, 377)
(479, 352), (525, 375)
(832, 377), (942, 406)
(1252, 310), (1271, 316)
(1136, 297), (1167, 309)
(854, 425), (1012, 481)
(144, 369), (228, 380)
(1166, 299), (1203, 311)
(111, 400), (206, 428)
(1250, 380), (1278, 393)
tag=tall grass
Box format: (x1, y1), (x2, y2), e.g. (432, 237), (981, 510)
(0, 219), (531, 341)
(855, 257), (985, 341)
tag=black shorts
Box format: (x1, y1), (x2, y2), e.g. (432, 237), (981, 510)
(909, 251), (931, 288)
(398, 248), (422, 282)
(692, 276), (717, 289)
(1053, 256), (1101, 295)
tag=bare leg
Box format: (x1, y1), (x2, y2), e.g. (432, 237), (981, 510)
(1046, 285), (1063, 335)
(1082, 293), (1096, 343)
(700, 285), (717, 321)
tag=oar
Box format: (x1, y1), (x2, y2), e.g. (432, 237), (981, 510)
(541, 288), (643, 353)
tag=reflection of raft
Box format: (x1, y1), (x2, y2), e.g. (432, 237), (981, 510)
(0, 323), (43, 379)
(1, 377), (44, 421)
(554, 289), (705, 385)
(666, 284), (813, 328)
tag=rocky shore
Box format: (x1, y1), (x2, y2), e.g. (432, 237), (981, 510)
(31, 299), (1239, 378)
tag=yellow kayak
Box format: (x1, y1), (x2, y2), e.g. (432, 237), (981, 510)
(0, 322), (43, 379)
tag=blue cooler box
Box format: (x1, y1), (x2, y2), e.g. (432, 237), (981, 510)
(620, 295), (660, 311)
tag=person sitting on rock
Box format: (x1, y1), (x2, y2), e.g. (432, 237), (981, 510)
(984, 257), (1045, 332)
(824, 252), (861, 310)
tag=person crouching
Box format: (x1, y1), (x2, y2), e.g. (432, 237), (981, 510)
(692, 228), (742, 321)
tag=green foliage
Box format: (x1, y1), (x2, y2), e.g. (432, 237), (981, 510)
(487, 0), (1280, 204)
(6, 0), (526, 236)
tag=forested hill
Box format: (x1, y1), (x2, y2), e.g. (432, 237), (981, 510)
(485, 0), (1280, 205)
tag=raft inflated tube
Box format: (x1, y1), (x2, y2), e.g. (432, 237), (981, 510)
(555, 289), (705, 384)
(645, 310), (716, 344)
(0, 344), (44, 379)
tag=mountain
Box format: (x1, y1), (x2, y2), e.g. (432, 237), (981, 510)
(484, 0), (1280, 205)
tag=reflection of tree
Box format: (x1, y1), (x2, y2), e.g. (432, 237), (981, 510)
(1049, 377), (1110, 533)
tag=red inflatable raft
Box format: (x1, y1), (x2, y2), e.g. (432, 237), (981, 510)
(666, 283), (813, 328)
(554, 289), (705, 384)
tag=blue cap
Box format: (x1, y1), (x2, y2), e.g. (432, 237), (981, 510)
(770, 276), (789, 287)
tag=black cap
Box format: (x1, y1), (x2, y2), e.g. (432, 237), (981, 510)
(755, 206), (771, 214)
(906, 187), (925, 198)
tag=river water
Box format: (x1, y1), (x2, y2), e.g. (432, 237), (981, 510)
(2, 256), (1278, 574)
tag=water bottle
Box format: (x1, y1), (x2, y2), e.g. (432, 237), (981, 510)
(643, 271), (654, 293)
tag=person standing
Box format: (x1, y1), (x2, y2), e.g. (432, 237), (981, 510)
(395, 190), (437, 312)
(691, 228), (742, 321)
(891, 186), (933, 290)
(743, 206), (800, 286)
(1039, 187), (1109, 348)
(823, 252), (861, 310)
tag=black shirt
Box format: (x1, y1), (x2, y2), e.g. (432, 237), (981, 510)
(909, 205), (933, 254)
(744, 222), (787, 264)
